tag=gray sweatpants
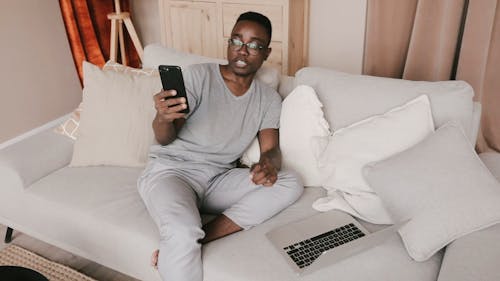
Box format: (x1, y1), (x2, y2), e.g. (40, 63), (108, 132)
(137, 157), (303, 281)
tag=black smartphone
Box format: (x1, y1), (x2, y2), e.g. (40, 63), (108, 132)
(158, 65), (190, 114)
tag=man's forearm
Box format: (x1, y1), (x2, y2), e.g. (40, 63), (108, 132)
(153, 114), (177, 145)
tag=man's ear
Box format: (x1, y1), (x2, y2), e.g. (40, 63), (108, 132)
(264, 47), (272, 61)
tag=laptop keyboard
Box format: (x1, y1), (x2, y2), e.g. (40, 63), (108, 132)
(283, 223), (365, 268)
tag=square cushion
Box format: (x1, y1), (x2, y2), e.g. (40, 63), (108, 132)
(294, 67), (475, 142)
(363, 122), (500, 261)
(240, 85), (331, 186)
(55, 61), (157, 140)
(312, 95), (434, 224)
(70, 62), (161, 167)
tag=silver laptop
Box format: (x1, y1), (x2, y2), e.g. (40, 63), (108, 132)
(266, 210), (405, 275)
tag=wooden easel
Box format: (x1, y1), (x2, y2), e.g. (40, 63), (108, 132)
(107, 0), (143, 65)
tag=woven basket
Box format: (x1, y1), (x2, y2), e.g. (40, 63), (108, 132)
(0, 245), (97, 281)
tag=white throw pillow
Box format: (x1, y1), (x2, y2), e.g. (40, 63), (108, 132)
(143, 44), (280, 91)
(240, 85), (331, 186)
(312, 95), (435, 224)
(70, 62), (162, 167)
(363, 122), (500, 261)
(295, 67), (474, 142)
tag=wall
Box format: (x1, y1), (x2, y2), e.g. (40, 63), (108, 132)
(0, 0), (81, 144)
(308, 0), (366, 74)
(131, 0), (159, 48)
(131, 0), (367, 74)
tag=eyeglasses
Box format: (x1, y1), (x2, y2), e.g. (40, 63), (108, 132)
(228, 38), (266, 55)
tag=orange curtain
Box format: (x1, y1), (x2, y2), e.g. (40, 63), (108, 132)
(363, 0), (500, 153)
(59, 0), (140, 84)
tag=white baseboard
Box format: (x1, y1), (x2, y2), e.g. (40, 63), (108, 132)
(0, 114), (71, 150)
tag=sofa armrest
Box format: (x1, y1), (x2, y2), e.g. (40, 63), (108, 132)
(0, 128), (74, 191)
(471, 102), (481, 145)
(480, 152), (500, 181)
(437, 223), (500, 281)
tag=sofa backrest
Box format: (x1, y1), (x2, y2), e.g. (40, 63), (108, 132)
(294, 67), (478, 144)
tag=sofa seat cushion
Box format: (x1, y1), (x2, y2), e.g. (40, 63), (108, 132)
(203, 187), (442, 281)
(9, 166), (442, 281)
(437, 223), (500, 281)
(436, 153), (500, 281)
(435, 153), (500, 281)
(18, 166), (160, 281)
(29, 166), (155, 233)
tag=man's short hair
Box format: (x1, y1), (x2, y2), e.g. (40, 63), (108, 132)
(236, 11), (272, 45)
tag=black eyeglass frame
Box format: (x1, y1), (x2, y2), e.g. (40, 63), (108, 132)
(227, 38), (268, 55)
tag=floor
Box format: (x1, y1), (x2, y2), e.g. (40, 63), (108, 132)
(0, 224), (140, 281)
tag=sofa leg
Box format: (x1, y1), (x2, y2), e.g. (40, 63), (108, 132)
(4, 227), (13, 243)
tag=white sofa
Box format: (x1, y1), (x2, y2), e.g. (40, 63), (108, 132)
(2, 45), (500, 281)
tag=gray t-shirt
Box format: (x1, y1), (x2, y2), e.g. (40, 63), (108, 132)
(150, 63), (282, 168)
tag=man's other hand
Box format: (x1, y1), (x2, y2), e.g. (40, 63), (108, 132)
(250, 156), (278, 187)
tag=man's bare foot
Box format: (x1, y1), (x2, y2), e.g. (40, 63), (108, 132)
(150, 215), (240, 267)
(151, 249), (159, 268)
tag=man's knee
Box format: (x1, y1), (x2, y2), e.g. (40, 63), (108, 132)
(276, 170), (304, 202)
(137, 173), (163, 202)
(238, 170), (303, 228)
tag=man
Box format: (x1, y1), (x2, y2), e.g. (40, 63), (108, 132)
(138, 11), (303, 281)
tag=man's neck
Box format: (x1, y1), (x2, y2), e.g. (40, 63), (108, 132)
(219, 65), (256, 97)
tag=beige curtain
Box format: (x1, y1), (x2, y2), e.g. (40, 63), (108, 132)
(364, 0), (500, 153)
(457, 0), (500, 152)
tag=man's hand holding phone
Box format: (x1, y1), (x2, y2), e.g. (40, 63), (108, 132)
(153, 65), (190, 145)
(153, 90), (187, 123)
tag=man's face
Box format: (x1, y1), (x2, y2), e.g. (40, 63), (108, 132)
(226, 20), (272, 77)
